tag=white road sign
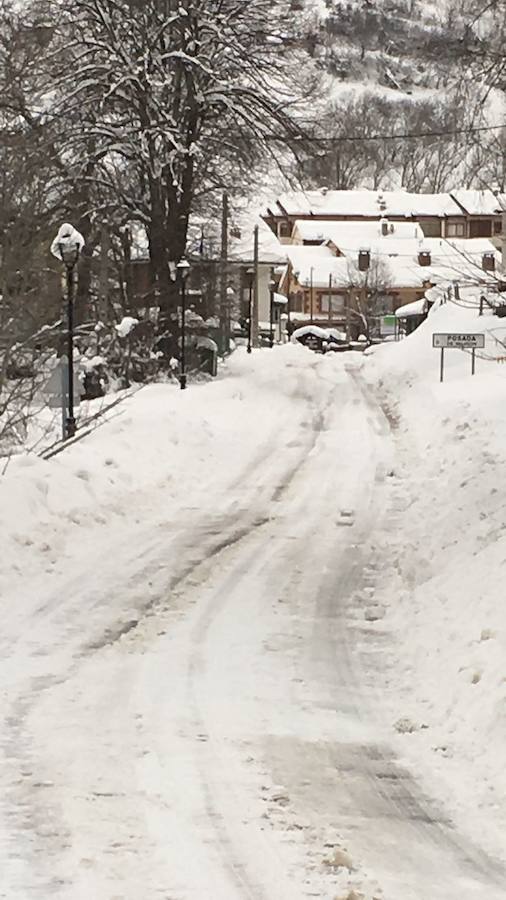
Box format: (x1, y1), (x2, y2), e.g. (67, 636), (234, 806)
(43, 359), (81, 406)
(432, 332), (485, 349)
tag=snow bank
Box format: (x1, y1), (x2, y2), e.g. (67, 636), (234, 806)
(366, 301), (506, 858)
(0, 344), (322, 598)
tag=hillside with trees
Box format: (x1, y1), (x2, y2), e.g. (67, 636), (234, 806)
(297, 0), (506, 192)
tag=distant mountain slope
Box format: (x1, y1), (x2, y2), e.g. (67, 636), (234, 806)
(293, 0), (506, 192)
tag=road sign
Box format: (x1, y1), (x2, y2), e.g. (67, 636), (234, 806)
(432, 332), (485, 349)
(433, 332), (484, 382)
(43, 359), (81, 405)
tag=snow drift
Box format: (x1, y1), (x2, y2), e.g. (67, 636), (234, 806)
(367, 299), (506, 860)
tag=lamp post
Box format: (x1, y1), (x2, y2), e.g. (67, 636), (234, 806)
(269, 278), (275, 348)
(50, 223), (84, 439)
(246, 267), (254, 353)
(177, 257), (190, 390)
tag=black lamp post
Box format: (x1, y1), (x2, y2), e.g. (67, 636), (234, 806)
(246, 267), (254, 353)
(51, 223), (84, 439)
(269, 278), (275, 348)
(177, 257), (190, 390)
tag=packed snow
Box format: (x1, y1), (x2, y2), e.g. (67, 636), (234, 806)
(1, 328), (506, 898)
(366, 298), (506, 862)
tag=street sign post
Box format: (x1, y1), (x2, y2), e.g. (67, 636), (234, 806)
(432, 333), (485, 382)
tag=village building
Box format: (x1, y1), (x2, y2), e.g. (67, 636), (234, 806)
(277, 233), (501, 337)
(263, 188), (506, 246)
(121, 189), (506, 345)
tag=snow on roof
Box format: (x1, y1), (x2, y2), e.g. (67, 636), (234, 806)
(395, 298), (428, 318)
(268, 189), (462, 219)
(450, 189), (502, 216)
(228, 217), (286, 264)
(288, 238), (502, 291)
(292, 219), (422, 244)
(284, 245), (350, 287)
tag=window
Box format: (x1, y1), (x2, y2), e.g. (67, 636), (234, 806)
(470, 219), (492, 237)
(278, 221), (291, 238)
(421, 219), (442, 237)
(446, 222), (465, 237)
(494, 220), (502, 235)
(376, 294), (395, 315)
(320, 294), (345, 313)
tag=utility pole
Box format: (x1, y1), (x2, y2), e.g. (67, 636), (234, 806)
(310, 267), (314, 321)
(252, 225), (259, 348)
(219, 192), (229, 355)
(328, 273), (333, 324)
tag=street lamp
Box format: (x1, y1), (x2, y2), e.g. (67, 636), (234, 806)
(50, 223), (85, 439)
(246, 267), (254, 353)
(177, 257), (190, 390)
(269, 278), (276, 348)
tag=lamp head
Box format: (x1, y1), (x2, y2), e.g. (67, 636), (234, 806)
(177, 257), (191, 281)
(51, 223), (85, 267)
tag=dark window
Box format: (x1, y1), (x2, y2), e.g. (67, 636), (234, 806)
(278, 221), (291, 238)
(494, 220), (502, 235)
(421, 219), (442, 237)
(470, 219), (492, 237)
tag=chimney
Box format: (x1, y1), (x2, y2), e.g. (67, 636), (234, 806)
(418, 249), (431, 267)
(358, 249), (370, 271)
(482, 251), (495, 272)
(380, 218), (389, 236)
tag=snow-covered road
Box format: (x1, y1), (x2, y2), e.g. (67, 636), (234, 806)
(1, 348), (505, 899)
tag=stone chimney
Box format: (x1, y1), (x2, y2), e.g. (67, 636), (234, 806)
(418, 249), (431, 267)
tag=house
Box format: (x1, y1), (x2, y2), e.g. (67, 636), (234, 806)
(264, 189), (506, 244)
(228, 218), (286, 331)
(450, 190), (504, 241)
(276, 232), (502, 338)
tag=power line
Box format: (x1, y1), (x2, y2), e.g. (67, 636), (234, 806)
(268, 122), (506, 144)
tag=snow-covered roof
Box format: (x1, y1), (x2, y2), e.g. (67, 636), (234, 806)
(228, 217), (285, 264)
(292, 219), (422, 245)
(450, 189), (503, 216)
(287, 238), (502, 291)
(267, 189), (463, 220)
(284, 245), (350, 287)
(395, 299), (428, 318)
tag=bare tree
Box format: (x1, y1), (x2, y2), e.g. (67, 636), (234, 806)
(53, 0), (310, 325)
(339, 254), (392, 340)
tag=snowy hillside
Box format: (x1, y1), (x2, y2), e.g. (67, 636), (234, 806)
(299, 0), (505, 191)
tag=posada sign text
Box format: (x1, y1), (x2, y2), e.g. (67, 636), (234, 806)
(432, 333), (485, 349)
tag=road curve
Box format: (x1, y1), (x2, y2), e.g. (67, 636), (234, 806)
(0, 357), (504, 899)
